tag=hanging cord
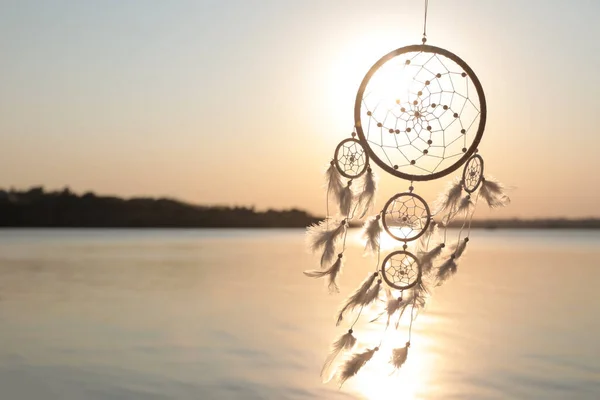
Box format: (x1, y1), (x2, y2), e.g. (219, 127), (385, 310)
(422, 0), (429, 44)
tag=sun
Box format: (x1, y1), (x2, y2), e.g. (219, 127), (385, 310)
(325, 31), (414, 130)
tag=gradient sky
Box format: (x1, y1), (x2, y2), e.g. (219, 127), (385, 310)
(1, 0), (599, 218)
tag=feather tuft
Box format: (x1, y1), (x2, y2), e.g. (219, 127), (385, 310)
(456, 195), (474, 216)
(303, 257), (343, 293)
(435, 179), (463, 214)
(336, 273), (378, 326)
(480, 177), (510, 209)
(383, 295), (406, 326)
(450, 239), (468, 259)
(361, 216), (382, 254)
(338, 348), (377, 386)
(436, 257), (458, 285)
(390, 344), (410, 370)
(339, 183), (354, 217)
(325, 162), (344, 201)
(321, 330), (357, 382)
(306, 219), (347, 268)
(418, 243), (444, 274)
(419, 220), (438, 247)
(387, 285), (429, 329)
(357, 169), (377, 218)
(361, 279), (382, 306)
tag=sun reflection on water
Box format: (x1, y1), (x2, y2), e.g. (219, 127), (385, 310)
(340, 303), (441, 400)
(343, 229), (443, 399)
(351, 228), (420, 254)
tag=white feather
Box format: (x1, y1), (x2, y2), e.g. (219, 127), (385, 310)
(338, 347), (377, 387)
(390, 344), (410, 370)
(418, 243), (445, 274)
(435, 178), (463, 214)
(456, 195), (474, 216)
(436, 257), (458, 285)
(325, 162), (344, 200)
(336, 273), (378, 326)
(419, 219), (438, 247)
(480, 177), (511, 209)
(304, 256), (343, 293)
(384, 295), (405, 326)
(306, 219), (347, 267)
(357, 168), (377, 218)
(384, 285), (429, 329)
(413, 281), (428, 310)
(361, 216), (382, 254)
(369, 288), (398, 324)
(321, 330), (357, 382)
(450, 238), (468, 259)
(361, 280), (382, 306)
(339, 183), (354, 217)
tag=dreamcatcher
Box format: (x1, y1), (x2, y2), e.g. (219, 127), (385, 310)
(304, 1), (510, 386)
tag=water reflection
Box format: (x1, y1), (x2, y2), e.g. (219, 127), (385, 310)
(0, 229), (599, 399)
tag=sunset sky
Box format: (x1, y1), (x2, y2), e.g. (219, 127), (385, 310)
(1, 0), (599, 218)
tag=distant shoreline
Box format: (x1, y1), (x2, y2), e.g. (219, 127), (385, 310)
(1, 186), (600, 229)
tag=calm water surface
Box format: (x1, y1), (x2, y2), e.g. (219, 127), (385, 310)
(0, 229), (599, 399)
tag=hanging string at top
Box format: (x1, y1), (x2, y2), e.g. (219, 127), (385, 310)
(422, 0), (429, 44)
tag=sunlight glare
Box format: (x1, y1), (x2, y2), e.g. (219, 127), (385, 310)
(326, 31), (411, 128)
(346, 311), (438, 400)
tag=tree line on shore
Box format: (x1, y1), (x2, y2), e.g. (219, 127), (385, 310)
(1, 186), (599, 229)
(0, 186), (319, 228)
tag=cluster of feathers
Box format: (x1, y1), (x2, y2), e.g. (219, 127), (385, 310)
(326, 162), (377, 219)
(303, 163), (378, 293)
(306, 162), (511, 386)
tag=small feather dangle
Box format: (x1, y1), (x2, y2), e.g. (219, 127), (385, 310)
(339, 181), (354, 217)
(306, 219), (347, 267)
(436, 256), (458, 285)
(325, 161), (345, 203)
(450, 237), (469, 258)
(304, 255), (344, 293)
(390, 343), (410, 370)
(336, 273), (378, 326)
(397, 285), (428, 327)
(389, 287), (428, 329)
(361, 215), (382, 254)
(321, 329), (357, 382)
(358, 167), (377, 218)
(418, 243), (445, 274)
(419, 219), (438, 247)
(384, 294), (409, 326)
(480, 177), (510, 209)
(338, 347), (378, 387)
(436, 237), (471, 285)
(369, 288), (399, 325)
(455, 195), (474, 216)
(362, 278), (382, 306)
(435, 178), (463, 214)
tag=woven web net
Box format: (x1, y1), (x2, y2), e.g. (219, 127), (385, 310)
(383, 194), (430, 241)
(359, 50), (482, 178)
(382, 251), (420, 290)
(464, 156), (483, 192)
(336, 139), (367, 177)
